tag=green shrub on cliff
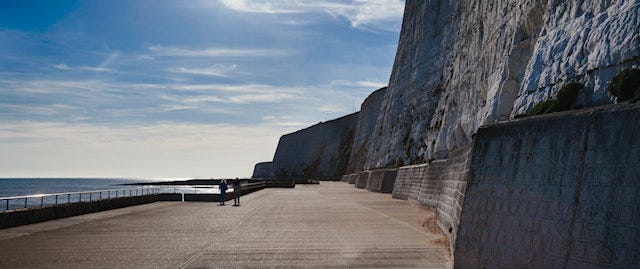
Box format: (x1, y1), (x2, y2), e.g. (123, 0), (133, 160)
(527, 100), (557, 116)
(608, 68), (640, 102)
(524, 82), (583, 117)
(557, 82), (582, 109)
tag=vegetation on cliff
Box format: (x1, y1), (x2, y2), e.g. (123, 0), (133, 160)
(523, 82), (583, 117)
(608, 68), (640, 102)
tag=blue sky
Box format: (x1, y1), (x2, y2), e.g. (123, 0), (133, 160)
(0, 0), (404, 178)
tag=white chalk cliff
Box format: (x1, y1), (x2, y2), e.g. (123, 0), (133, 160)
(363, 0), (640, 169)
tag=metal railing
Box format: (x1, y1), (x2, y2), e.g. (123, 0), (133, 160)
(0, 187), (161, 212)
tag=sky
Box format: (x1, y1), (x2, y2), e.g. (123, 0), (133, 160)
(0, 0), (405, 179)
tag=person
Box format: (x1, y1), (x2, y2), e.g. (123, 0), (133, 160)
(233, 177), (241, 206)
(219, 179), (228, 206)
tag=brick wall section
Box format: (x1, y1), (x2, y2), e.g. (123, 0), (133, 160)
(454, 104), (640, 269)
(355, 171), (371, 189)
(348, 174), (357, 184)
(416, 160), (446, 209)
(407, 165), (428, 204)
(367, 169), (398, 193)
(436, 147), (472, 253)
(390, 150), (471, 255)
(392, 164), (427, 199)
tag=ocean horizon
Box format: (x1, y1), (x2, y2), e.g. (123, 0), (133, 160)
(0, 178), (166, 198)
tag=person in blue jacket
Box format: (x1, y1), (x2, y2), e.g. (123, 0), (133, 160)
(219, 179), (228, 206)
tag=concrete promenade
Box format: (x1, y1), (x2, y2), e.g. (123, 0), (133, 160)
(0, 182), (451, 268)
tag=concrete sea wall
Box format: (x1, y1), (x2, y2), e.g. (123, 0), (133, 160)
(454, 104), (640, 268)
(0, 195), (161, 229)
(1, 182), (267, 229)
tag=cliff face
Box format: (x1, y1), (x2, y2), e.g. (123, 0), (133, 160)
(346, 87), (387, 174)
(253, 0), (639, 180)
(513, 1), (640, 114)
(363, 0), (640, 169)
(270, 113), (359, 180)
(251, 162), (273, 178)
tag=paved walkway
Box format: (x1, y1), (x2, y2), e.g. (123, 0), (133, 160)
(0, 182), (451, 268)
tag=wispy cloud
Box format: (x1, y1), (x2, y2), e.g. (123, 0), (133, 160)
(217, 0), (302, 13)
(54, 63), (114, 72)
(53, 63), (70, 70)
(169, 64), (237, 77)
(149, 45), (291, 57)
(330, 79), (386, 88)
(99, 51), (121, 67)
(217, 0), (405, 31)
(0, 103), (77, 116)
(318, 104), (348, 114)
(262, 115), (308, 127)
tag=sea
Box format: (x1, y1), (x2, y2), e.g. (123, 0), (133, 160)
(0, 178), (220, 211)
(0, 178), (158, 198)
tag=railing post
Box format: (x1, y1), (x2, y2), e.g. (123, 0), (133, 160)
(68, 194), (71, 203)
(6, 199), (8, 210)
(55, 195), (58, 205)
(79, 193), (82, 202)
(24, 197), (27, 208)
(89, 192), (92, 201)
(40, 196), (44, 207)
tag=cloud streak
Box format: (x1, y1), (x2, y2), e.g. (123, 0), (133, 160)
(169, 64), (237, 77)
(149, 45), (291, 58)
(217, 0), (405, 31)
(54, 64), (114, 72)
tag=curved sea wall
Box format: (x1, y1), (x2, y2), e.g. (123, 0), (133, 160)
(455, 104), (640, 268)
(270, 113), (359, 181)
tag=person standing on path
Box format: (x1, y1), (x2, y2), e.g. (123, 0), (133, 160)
(233, 177), (241, 206)
(219, 179), (228, 206)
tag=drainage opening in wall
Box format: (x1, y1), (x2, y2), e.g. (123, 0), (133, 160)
(448, 227), (452, 233)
